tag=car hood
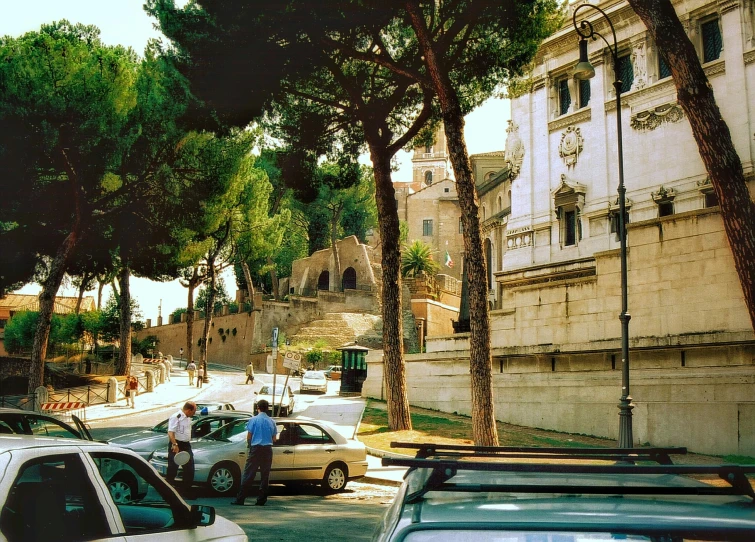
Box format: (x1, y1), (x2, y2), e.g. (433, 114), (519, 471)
(108, 431), (164, 447)
(203, 513), (247, 541)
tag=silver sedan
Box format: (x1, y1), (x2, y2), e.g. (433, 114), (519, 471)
(149, 418), (369, 496)
(300, 371), (328, 394)
(108, 411), (253, 459)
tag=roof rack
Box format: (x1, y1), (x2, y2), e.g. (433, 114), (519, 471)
(382, 442), (755, 503)
(389, 442), (687, 464)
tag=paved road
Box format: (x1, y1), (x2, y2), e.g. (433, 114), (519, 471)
(89, 365), (398, 541)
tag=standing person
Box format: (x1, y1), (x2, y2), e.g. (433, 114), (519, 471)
(245, 362), (255, 385)
(196, 364), (205, 388)
(166, 401), (197, 497)
(231, 399), (277, 506)
(125, 376), (138, 408)
(186, 360), (196, 386)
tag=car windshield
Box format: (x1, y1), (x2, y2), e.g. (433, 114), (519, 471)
(304, 371), (325, 379)
(260, 386), (286, 395)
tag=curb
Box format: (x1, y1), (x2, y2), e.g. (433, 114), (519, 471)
(359, 475), (403, 487)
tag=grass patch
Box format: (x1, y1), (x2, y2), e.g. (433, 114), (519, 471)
(358, 399), (615, 454)
(722, 455), (755, 465)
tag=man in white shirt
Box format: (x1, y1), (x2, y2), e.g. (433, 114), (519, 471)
(167, 401), (197, 496)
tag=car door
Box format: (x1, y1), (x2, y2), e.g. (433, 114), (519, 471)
(270, 422), (295, 481)
(86, 450), (218, 541)
(0, 451), (123, 542)
(289, 423), (339, 482)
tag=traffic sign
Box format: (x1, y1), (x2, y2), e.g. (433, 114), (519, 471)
(283, 351), (301, 370)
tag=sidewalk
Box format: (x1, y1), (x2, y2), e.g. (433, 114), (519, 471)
(81, 359), (407, 487)
(83, 360), (213, 422)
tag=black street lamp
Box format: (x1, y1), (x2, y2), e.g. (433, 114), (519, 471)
(572, 3), (633, 448)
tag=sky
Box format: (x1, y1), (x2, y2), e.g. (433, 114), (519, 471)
(2, 1), (510, 321)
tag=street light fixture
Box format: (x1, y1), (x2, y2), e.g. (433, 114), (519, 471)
(572, 3), (633, 448)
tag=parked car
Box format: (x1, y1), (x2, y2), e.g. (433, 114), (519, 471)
(300, 370), (328, 394)
(254, 384), (295, 416)
(323, 365), (342, 379)
(150, 418), (368, 496)
(108, 410), (253, 459)
(0, 407), (92, 441)
(0, 435), (246, 541)
(196, 402), (236, 414)
(0, 407), (149, 504)
(372, 443), (755, 542)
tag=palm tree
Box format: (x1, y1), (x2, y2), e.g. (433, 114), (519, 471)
(401, 240), (440, 278)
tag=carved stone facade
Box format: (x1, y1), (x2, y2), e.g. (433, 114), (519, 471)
(413, 0), (755, 455)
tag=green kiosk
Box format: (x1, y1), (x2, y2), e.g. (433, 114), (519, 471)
(338, 344), (369, 395)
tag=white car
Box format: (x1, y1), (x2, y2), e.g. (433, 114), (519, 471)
(300, 370), (328, 394)
(254, 384), (295, 416)
(150, 418), (368, 495)
(0, 435), (246, 541)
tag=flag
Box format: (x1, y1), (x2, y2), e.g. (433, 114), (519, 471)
(444, 250), (454, 268)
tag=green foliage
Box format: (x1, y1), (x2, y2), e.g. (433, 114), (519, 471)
(3, 312), (42, 354)
(99, 293), (143, 343)
(170, 308), (187, 324)
(306, 349), (323, 368)
(196, 277), (232, 314)
(401, 240), (441, 278)
(133, 335), (159, 357)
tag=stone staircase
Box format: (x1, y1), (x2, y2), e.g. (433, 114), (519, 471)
(290, 313), (383, 350)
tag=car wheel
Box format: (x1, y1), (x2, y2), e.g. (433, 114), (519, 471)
(208, 463), (240, 496)
(109, 472), (138, 504)
(322, 463), (347, 493)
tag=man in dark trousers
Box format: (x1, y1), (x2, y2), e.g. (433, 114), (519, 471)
(231, 399), (277, 506)
(167, 401), (197, 498)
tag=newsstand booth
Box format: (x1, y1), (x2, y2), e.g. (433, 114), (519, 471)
(338, 344), (369, 394)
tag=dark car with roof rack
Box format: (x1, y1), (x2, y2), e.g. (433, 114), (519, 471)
(372, 443), (755, 542)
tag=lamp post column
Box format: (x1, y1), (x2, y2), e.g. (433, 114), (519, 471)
(572, 3), (633, 448)
(614, 78), (633, 448)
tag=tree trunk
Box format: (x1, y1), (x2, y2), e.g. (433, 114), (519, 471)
(29, 230), (78, 392)
(267, 256), (280, 300)
(241, 261), (257, 311)
(74, 272), (90, 315)
(116, 265), (132, 376)
(406, 0), (498, 446)
(185, 267), (201, 365)
(627, 0), (755, 330)
(370, 149), (412, 431)
(330, 204), (343, 291)
(200, 258), (217, 382)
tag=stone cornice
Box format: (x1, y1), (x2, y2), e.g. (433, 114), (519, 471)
(744, 49), (755, 65)
(717, 0), (740, 14)
(548, 108), (592, 132)
(605, 78), (676, 112)
(703, 59), (726, 78)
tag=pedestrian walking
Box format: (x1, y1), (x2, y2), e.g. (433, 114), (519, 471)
(125, 376), (138, 408)
(196, 364), (204, 388)
(245, 362), (255, 384)
(167, 401), (197, 497)
(231, 399), (277, 506)
(186, 360), (196, 386)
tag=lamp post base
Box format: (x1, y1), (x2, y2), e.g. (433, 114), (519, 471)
(618, 396), (634, 448)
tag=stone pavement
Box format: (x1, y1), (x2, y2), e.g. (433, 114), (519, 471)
(81, 359), (407, 486)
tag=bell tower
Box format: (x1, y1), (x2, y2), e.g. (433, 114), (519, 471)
(412, 124), (451, 189)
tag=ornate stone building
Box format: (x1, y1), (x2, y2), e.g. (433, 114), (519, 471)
(365, 0), (755, 456)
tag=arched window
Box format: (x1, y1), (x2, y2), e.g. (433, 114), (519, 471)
(317, 271), (330, 291)
(497, 195), (502, 212)
(342, 267), (357, 290)
(424, 170), (433, 185)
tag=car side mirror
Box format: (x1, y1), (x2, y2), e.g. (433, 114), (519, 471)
(191, 504), (216, 527)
